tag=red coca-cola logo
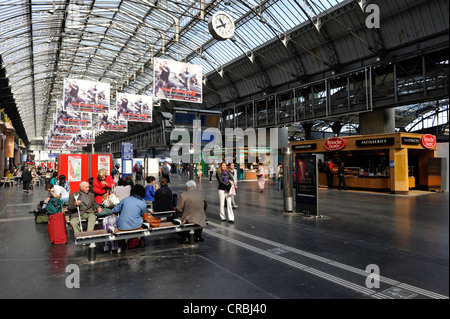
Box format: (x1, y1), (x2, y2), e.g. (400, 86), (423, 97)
(421, 134), (436, 149)
(324, 137), (346, 151)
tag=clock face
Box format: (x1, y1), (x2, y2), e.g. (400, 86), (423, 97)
(208, 11), (235, 41)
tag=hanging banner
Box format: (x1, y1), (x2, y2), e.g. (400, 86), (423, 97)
(63, 78), (110, 113)
(5, 135), (14, 158)
(116, 92), (152, 122)
(153, 58), (202, 103)
(98, 110), (128, 132)
(71, 130), (94, 146)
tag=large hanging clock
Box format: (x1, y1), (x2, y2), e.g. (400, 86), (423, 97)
(208, 11), (235, 41)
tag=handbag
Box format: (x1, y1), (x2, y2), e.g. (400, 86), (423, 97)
(229, 185), (236, 196)
(143, 212), (162, 227)
(102, 188), (120, 208)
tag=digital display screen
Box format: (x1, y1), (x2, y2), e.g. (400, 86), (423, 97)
(173, 112), (196, 126)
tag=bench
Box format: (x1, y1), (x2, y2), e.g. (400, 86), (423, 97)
(74, 219), (204, 262)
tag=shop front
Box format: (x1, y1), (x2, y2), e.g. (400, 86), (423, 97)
(290, 133), (437, 194)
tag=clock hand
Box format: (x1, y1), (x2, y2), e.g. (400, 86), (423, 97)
(216, 22), (227, 28)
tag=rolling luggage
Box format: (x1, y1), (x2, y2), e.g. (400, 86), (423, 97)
(102, 214), (120, 251)
(47, 212), (67, 245)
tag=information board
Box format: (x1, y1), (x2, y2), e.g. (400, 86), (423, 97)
(295, 154), (318, 216)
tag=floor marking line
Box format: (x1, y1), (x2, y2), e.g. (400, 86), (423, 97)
(203, 228), (384, 298)
(207, 221), (449, 299)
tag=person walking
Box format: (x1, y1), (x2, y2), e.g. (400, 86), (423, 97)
(22, 166), (32, 193)
(196, 162), (203, 183)
(325, 161), (334, 189)
(209, 162), (216, 183)
(216, 162), (234, 222)
(257, 162), (265, 193)
(276, 162), (283, 190)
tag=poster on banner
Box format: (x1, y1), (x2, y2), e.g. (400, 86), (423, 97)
(68, 156), (82, 182)
(98, 110), (128, 132)
(153, 58), (202, 103)
(56, 102), (93, 126)
(63, 78), (110, 113)
(71, 130), (94, 146)
(53, 124), (81, 135)
(116, 93), (152, 122)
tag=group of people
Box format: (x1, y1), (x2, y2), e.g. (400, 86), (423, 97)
(40, 167), (208, 244)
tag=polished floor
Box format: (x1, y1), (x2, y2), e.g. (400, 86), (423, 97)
(0, 175), (448, 301)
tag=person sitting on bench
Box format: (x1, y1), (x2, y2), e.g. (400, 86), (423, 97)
(175, 180), (208, 243)
(113, 184), (147, 230)
(67, 181), (100, 232)
(153, 178), (173, 212)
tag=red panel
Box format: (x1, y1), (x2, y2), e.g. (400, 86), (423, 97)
(90, 154), (113, 179)
(58, 154), (90, 193)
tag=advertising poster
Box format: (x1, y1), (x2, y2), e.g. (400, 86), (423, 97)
(98, 155), (111, 175)
(153, 58), (202, 103)
(63, 78), (110, 113)
(116, 92), (152, 122)
(68, 155), (82, 182)
(98, 110), (128, 132)
(295, 154), (318, 216)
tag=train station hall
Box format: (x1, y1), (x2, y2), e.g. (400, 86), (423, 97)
(0, 0), (448, 309)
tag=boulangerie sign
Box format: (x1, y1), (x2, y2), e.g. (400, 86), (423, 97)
(324, 137), (346, 151)
(421, 134), (436, 149)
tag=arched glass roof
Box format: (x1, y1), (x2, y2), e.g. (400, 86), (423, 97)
(0, 0), (344, 143)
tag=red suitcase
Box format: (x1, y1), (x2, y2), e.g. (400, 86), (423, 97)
(48, 212), (67, 245)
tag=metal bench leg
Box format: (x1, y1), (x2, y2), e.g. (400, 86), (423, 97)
(88, 243), (96, 262)
(188, 230), (195, 245)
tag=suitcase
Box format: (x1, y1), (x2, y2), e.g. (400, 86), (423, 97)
(102, 215), (120, 251)
(47, 212), (67, 245)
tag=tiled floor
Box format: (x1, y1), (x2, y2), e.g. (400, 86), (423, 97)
(0, 175), (448, 300)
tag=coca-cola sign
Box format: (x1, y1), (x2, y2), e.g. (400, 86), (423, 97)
(421, 134), (436, 149)
(324, 137), (346, 151)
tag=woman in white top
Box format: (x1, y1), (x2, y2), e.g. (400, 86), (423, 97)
(257, 162), (265, 193)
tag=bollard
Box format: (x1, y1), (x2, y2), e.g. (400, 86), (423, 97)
(88, 243), (96, 262)
(282, 147), (294, 212)
(188, 230), (195, 245)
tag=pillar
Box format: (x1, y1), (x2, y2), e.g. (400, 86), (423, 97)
(302, 122), (313, 140)
(389, 148), (409, 194)
(359, 108), (395, 135)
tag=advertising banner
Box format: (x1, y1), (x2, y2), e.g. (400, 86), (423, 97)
(98, 110), (128, 132)
(116, 92), (152, 122)
(70, 130), (94, 146)
(5, 135), (14, 158)
(63, 78), (110, 113)
(153, 58), (202, 103)
(56, 102), (93, 127)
